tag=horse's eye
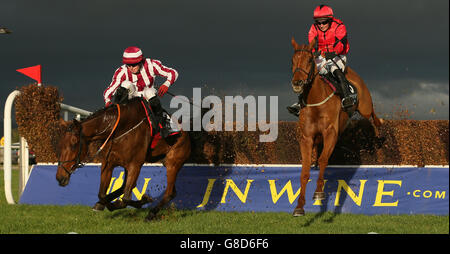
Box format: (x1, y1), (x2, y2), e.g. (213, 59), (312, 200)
(70, 135), (78, 146)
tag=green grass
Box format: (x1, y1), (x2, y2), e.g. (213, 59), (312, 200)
(0, 169), (448, 234)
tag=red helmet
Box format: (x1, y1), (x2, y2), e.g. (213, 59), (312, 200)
(313, 5), (334, 19)
(122, 46), (143, 64)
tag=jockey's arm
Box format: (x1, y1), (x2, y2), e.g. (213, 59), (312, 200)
(307, 24), (318, 51)
(104, 67), (126, 106)
(150, 59), (179, 97)
(333, 24), (348, 55)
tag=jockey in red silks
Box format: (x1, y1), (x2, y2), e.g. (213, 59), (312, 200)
(287, 4), (357, 117)
(103, 46), (179, 137)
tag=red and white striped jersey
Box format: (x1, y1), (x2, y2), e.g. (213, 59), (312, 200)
(103, 58), (178, 104)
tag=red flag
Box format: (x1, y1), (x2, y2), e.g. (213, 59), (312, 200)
(16, 65), (42, 84)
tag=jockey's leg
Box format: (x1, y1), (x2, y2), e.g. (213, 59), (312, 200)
(333, 69), (357, 112)
(148, 96), (175, 138)
(329, 56), (357, 113)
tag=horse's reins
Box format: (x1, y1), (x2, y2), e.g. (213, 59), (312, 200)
(293, 48), (335, 107)
(293, 49), (319, 85)
(98, 104), (121, 152)
(114, 118), (145, 140)
(58, 104), (121, 176)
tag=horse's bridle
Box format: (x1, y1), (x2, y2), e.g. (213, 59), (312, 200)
(57, 104), (121, 176)
(57, 125), (85, 176)
(292, 49), (319, 87)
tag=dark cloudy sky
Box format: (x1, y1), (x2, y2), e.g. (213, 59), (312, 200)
(1, 0), (448, 128)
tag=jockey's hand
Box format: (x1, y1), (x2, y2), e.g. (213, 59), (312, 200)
(105, 101), (112, 107)
(324, 52), (337, 60)
(158, 85), (169, 97)
(313, 50), (321, 58)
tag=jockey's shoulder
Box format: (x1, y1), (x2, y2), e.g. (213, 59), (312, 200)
(331, 17), (345, 25)
(149, 58), (163, 65)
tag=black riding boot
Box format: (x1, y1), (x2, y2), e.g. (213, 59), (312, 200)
(148, 97), (171, 138)
(287, 93), (305, 117)
(332, 69), (357, 113)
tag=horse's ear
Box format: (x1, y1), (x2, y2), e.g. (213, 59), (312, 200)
(308, 37), (317, 50)
(72, 119), (81, 127)
(59, 117), (71, 129)
(291, 36), (300, 50)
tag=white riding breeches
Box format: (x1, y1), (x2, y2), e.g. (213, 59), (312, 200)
(120, 81), (157, 100)
(135, 86), (157, 100)
(315, 55), (347, 75)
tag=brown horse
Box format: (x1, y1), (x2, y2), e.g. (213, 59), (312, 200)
(55, 97), (191, 220)
(290, 37), (384, 216)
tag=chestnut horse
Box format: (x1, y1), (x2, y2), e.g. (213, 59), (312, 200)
(290, 37), (384, 216)
(55, 97), (191, 220)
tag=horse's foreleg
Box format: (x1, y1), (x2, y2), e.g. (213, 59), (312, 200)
(104, 169), (127, 202)
(294, 135), (314, 217)
(112, 164), (150, 210)
(314, 126), (338, 200)
(104, 170), (136, 211)
(93, 162), (115, 211)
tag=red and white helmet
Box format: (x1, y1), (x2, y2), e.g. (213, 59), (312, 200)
(313, 5), (334, 19)
(122, 46), (143, 64)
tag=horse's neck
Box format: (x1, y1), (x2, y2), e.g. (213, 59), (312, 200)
(306, 74), (332, 103)
(83, 100), (145, 138)
(81, 110), (117, 139)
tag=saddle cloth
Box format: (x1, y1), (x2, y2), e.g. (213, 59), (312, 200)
(320, 74), (357, 97)
(139, 98), (180, 148)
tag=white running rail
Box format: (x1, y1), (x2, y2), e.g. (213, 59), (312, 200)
(3, 90), (92, 204)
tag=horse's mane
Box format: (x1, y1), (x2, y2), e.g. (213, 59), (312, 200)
(298, 44), (310, 50)
(83, 107), (110, 122)
(82, 97), (142, 123)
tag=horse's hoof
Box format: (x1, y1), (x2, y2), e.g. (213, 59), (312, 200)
(106, 203), (116, 212)
(92, 202), (105, 211)
(292, 208), (305, 217)
(145, 213), (157, 221)
(141, 194), (154, 204)
(313, 192), (325, 201)
(106, 200), (124, 211)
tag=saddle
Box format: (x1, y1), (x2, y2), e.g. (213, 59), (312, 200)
(140, 98), (181, 149)
(111, 88), (180, 148)
(139, 99), (161, 135)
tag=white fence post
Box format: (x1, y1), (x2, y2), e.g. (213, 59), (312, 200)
(3, 90), (92, 204)
(3, 90), (21, 204)
(18, 137), (30, 196)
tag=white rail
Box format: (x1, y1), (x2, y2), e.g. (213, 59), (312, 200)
(60, 103), (92, 121)
(3, 90), (21, 204)
(3, 90), (92, 204)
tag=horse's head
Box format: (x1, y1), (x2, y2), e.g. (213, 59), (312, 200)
(55, 119), (84, 186)
(291, 37), (317, 94)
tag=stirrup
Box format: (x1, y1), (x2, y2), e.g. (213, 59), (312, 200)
(160, 128), (170, 139)
(287, 103), (301, 117)
(342, 90), (357, 106)
(341, 97), (353, 109)
(160, 116), (179, 138)
(341, 94), (357, 117)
